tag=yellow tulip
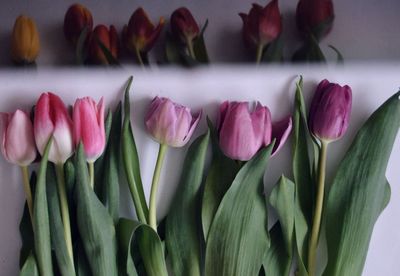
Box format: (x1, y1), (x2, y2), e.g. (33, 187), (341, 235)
(11, 15), (40, 64)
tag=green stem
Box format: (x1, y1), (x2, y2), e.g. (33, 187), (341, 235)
(307, 141), (329, 276)
(55, 163), (74, 265)
(135, 47), (145, 68)
(256, 43), (264, 64)
(88, 162), (94, 189)
(149, 144), (168, 231)
(20, 166), (34, 227)
(186, 37), (196, 60)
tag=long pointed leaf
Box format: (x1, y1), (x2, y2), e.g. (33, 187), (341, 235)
(20, 252), (39, 276)
(323, 91), (400, 276)
(205, 143), (274, 276)
(166, 131), (210, 276)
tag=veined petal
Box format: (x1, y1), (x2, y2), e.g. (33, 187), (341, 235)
(271, 116), (292, 156)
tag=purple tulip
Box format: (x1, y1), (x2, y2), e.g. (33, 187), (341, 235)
(0, 110), (37, 166)
(309, 79), (352, 142)
(145, 97), (202, 147)
(218, 101), (292, 161)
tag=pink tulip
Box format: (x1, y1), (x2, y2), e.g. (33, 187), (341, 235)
(34, 92), (74, 164)
(73, 97), (105, 162)
(309, 79), (352, 142)
(145, 97), (202, 147)
(218, 101), (292, 161)
(0, 110), (36, 166)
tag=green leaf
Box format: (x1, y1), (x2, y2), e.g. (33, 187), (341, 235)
(193, 19), (209, 63)
(165, 32), (183, 65)
(20, 252), (39, 276)
(75, 143), (118, 276)
(292, 34), (326, 63)
(96, 38), (121, 66)
(205, 143), (274, 276)
(323, 91), (400, 276)
(75, 238), (91, 276)
(166, 131), (210, 276)
(122, 77), (149, 223)
(33, 138), (54, 276)
(262, 34), (284, 63)
(46, 164), (76, 276)
(328, 45), (344, 64)
(292, 78), (313, 276)
(76, 26), (90, 65)
(117, 218), (168, 276)
(201, 118), (238, 240)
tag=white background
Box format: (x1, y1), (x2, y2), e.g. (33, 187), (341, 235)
(0, 66), (398, 275)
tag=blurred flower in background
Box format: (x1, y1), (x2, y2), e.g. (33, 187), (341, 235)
(88, 24), (119, 65)
(64, 3), (93, 46)
(11, 15), (40, 65)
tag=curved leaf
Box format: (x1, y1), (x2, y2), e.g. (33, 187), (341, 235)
(323, 91), (400, 276)
(20, 252), (39, 276)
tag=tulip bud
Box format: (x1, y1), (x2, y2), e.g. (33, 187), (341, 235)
(122, 7), (165, 54)
(0, 110), (37, 166)
(64, 3), (93, 45)
(309, 79), (352, 142)
(170, 7), (200, 44)
(88, 24), (119, 64)
(218, 101), (292, 161)
(239, 0), (282, 49)
(73, 97), (105, 162)
(296, 0), (334, 40)
(34, 93), (74, 164)
(145, 97), (202, 147)
(11, 15), (40, 64)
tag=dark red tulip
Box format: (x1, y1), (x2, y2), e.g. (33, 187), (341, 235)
(88, 24), (118, 64)
(170, 7), (200, 44)
(64, 3), (93, 45)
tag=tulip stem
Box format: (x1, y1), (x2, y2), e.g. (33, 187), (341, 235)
(55, 163), (74, 265)
(135, 47), (145, 68)
(307, 141), (329, 276)
(186, 37), (196, 60)
(256, 43), (264, 64)
(88, 162), (94, 189)
(20, 166), (34, 227)
(149, 143), (168, 231)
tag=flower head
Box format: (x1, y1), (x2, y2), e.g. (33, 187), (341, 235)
(64, 3), (93, 45)
(88, 24), (119, 64)
(170, 7), (200, 44)
(11, 15), (40, 64)
(145, 97), (202, 147)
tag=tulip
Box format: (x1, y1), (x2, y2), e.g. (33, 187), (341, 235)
(122, 7), (165, 64)
(170, 7), (200, 58)
(64, 3), (93, 45)
(145, 96), (202, 230)
(73, 97), (105, 163)
(239, 0), (282, 63)
(0, 110), (36, 166)
(308, 79), (352, 142)
(11, 15), (40, 64)
(88, 24), (119, 64)
(218, 101), (292, 161)
(296, 0), (334, 40)
(34, 92), (74, 164)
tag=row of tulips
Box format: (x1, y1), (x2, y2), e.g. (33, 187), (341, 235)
(3, 76), (399, 276)
(11, 0), (336, 66)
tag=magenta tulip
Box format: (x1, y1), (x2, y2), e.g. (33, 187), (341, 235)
(0, 110), (36, 166)
(308, 79), (352, 142)
(145, 97), (202, 147)
(34, 92), (74, 164)
(218, 101), (292, 161)
(73, 97), (105, 162)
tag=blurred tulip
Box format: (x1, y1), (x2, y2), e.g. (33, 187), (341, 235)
(11, 15), (40, 64)
(296, 0), (334, 40)
(73, 97), (105, 162)
(34, 93), (74, 164)
(309, 79), (352, 142)
(239, 0), (282, 50)
(64, 3), (93, 45)
(170, 7), (200, 44)
(88, 24), (118, 64)
(122, 7), (164, 58)
(218, 101), (292, 161)
(145, 97), (202, 147)
(0, 110), (36, 166)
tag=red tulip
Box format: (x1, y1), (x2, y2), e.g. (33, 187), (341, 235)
(170, 7), (200, 44)
(122, 7), (165, 54)
(73, 97), (105, 162)
(239, 0), (282, 49)
(296, 0), (334, 39)
(88, 24), (119, 64)
(0, 110), (37, 166)
(34, 93), (74, 164)
(64, 3), (93, 45)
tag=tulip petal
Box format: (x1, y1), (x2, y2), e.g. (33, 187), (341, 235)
(181, 110), (202, 147)
(271, 116), (292, 156)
